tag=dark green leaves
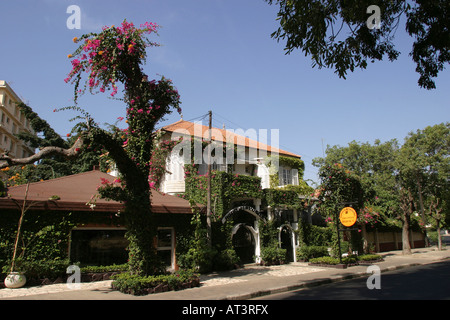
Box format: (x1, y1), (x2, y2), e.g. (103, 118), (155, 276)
(266, 0), (448, 89)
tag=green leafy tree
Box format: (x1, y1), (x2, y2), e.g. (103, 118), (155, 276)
(313, 139), (402, 253)
(397, 122), (450, 250)
(266, 0), (450, 89)
(3, 103), (108, 185)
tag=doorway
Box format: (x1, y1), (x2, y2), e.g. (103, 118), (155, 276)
(280, 225), (294, 262)
(232, 225), (256, 264)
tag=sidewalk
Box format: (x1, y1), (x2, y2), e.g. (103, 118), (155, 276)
(1, 246), (449, 300)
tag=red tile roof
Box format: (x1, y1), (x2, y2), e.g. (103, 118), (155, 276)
(0, 170), (194, 214)
(161, 119), (301, 159)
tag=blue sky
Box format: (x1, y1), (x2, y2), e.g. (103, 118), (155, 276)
(1, 0), (449, 185)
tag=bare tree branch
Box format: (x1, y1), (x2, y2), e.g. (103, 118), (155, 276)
(0, 137), (84, 169)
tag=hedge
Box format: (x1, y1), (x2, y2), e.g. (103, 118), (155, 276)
(309, 254), (382, 266)
(111, 269), (200, 295)
(296, 245), (329, 261)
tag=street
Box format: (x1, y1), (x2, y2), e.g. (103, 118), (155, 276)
(254, 260), (450, 300)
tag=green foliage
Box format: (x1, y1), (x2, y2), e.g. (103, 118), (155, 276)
(309, 256), (357, 265)
(111, 269), (199, 295)
(176, 209), (216, 273)
(2, 258), (70, 280)
(213, 249), (240, 271)
(302, 224), (333, 247)
(309, 254), (382, 266)
(265, 155), (306, 188)
(258, 219), (279, 248)
(264, 188), (303, 209)
(79, 263), (129, 274)
(266, 0), (449, 89)
(16, 102), (67, 149)
(260, 243), (287, 265)
(64, 21), (182, 276)
(258, 220), (287, 265)
(309, 256), (340, 265)
(358, 254), (383, 262)
(296, 245), (329, 262)
(0, 210), (76, 264)
(184, 166), (263, 219)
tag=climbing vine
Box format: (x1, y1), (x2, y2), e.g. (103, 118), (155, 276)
(264, 155), (305, 188)
(63, 20), (182, 276)
(183, 165), (263, 219)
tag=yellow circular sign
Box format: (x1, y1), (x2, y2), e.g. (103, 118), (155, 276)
(339, 207), (357, 227)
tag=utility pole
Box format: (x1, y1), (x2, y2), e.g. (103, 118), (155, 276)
(206, 110), (212, 247)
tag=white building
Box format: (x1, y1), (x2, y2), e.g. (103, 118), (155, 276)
(0, 81), (35, 159)
(158, 119), (302, 194)
(157, 119), (307, 264)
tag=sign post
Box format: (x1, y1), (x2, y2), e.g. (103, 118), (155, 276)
(335, 205), (358, 264)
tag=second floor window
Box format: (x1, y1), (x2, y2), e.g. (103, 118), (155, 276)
(279, 167), (299, 186)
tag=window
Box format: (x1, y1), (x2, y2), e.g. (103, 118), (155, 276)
(292, 169), (299, 185)
(157, 228), (174, 268)
(279, 167), (299, 186)
(279, 167), (291, 186)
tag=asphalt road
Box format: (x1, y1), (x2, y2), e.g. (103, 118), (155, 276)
(254, 260), (450, 300)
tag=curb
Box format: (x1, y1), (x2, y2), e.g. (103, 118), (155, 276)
(224, 256), (450, 300)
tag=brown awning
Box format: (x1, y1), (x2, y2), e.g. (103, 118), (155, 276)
(0, 169), (196, 214)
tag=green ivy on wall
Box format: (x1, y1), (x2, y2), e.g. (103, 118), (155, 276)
(264, 155), (306, 188)
(184, 164), (263, 219)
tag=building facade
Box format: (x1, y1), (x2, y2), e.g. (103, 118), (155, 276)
(0, 81), (35, 159)
(157, 119), (313, 264)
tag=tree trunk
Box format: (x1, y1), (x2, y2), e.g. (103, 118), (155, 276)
(125, 207), (160, 276)
(400, 188), (413, 255)
(402, 213), (412, 255)
(361, 223), (369, 254)
(416, 178), (429, 247)
(437, 223), (442, 251)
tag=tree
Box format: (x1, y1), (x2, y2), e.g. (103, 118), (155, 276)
(397, 122), (450, 250)
(0, 20), (182, 276)
(2, 102), (109, 186)
(313, 140), (399, 254)
(265, 0), (450, 89)
(315, 162), (364, 256)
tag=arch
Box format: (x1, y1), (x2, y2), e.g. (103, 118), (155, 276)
(231, 224), (257, 264)
(278, 224), (297, 263)
(222, 205), (263, 224)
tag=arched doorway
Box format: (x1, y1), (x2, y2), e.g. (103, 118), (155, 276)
(232, 224), (256, 264)
(223, 205), (263, 264)
(279, 225), (296, 263)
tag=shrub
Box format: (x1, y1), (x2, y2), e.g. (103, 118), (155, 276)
(111, 269), (200, 295)
(309, 255), (361, 265)
(177, 246), (217, 273)
(261, 244), (287, 265)
(296, 245), (329, 261)
(309, 256), (340, 265)
(358, 254), (383, 262)
(2, 258), (70, 280)
(213, 249), (240, 271)
(80, 263), (128, 273)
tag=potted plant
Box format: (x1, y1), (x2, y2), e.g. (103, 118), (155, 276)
(4, 183), (30, 288)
